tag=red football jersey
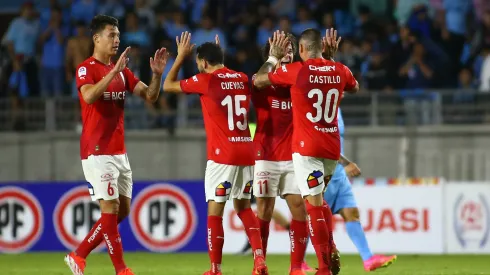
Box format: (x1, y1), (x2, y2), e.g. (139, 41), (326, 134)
(180, 67), (254, 166)
(268, 59), (357, 160)
(251, 74), (293, 161)
(76, 56), (140, 159)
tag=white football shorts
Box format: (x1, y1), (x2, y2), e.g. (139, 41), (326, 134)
(253, 160), (301, 198)
(204, 160), (254, 203)
(292, 153), (337, 197)
(81, 154), (133, 201)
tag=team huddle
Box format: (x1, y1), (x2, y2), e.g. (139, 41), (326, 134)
(65, 15), (396, 275)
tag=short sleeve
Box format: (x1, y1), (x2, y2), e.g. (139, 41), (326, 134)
(343, 64), (357, 91)
(123, 67), (140, 93)
(179, 73), (210, 95)
(268, 62), (301, 86)
(76, 64), (94, 90)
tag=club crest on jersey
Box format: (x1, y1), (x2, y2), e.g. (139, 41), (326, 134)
(243, 181), (252, 194)
(78, 66), (86, 77)
(307, 170), (324, 188)
(215, 181), (232, 197)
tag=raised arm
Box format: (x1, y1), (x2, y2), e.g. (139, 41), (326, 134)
(163, 31), (195, 93)
(133, 47), (169, 102)
(254, 31), (289, 90)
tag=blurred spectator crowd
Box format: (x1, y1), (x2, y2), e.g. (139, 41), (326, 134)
(1, 0), (490, 131)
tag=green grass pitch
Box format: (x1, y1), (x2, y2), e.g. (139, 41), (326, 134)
(0, 253), (489, 275)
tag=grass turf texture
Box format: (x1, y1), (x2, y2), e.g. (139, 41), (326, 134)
(0, 253), (489, 275)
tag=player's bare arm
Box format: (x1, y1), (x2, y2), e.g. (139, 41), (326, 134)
(163, 31), (195, 92)
(132, 47), (169, 102)
(80, 47), (130, 104)
(322, 28), (341, 61)
(254, 31), (289, 89)
(321, 28), (360, 94)
(339, 154), (361, 177)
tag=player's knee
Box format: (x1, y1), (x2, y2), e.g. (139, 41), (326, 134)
(342, 207), (360, 222)
(99, 198), (120, 215)
(208, 200), (226, 217)
(305, 193), (324, 207)
(285, 195), (307, 221)
(233, 198), (251, 213)
(256, 198), (274, 221)
(118, 196), (131, 221)
(118, 206), (130, 221)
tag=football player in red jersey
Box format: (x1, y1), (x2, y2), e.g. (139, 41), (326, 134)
(163, 32), (268, 275)
(254, 29), (359, 275)
(252, 33), (313, 275)
(64, 15), (169, 275)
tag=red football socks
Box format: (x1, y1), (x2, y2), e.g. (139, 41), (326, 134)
(305, 200), (331, 270)
(237, 208), (265, 259)
(76, 219), (103, 259)
(322, 200), (335, 248)
(258, 218), (270, 258)
(75, 215), (125, 259)
(100, 213), (127, 273)
(290, 219), (308, 270)
(207, 216), (224, 273)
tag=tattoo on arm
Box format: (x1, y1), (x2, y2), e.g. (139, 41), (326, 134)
(339, 154), (351, 166)
(257, 61), (276, 74)
(146, 74), (161, 101)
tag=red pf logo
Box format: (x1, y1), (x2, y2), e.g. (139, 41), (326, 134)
(0, 187), (43, 253)
(130, 184), (197, 252)
(54, 186), (103, 251)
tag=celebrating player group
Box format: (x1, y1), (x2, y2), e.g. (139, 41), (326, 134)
(65, 13), (396, 275)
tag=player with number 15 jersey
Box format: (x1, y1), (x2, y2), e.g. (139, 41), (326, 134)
(163, 32), (268, 275)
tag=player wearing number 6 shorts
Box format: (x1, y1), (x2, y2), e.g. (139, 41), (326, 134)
(65, 15), (169, 275)
(254, 29), (359, 275)
(252, 33), (313, 275)
(162, 32), (268, 275)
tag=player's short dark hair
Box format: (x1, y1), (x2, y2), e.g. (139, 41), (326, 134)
(299, 28), (322, 53)
(196, 42), (224, 66)
(262, 33), (297, 60)
(90, 15), (119, 35)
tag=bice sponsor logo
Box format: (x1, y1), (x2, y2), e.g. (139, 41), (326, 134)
(103, 91), (126, 101)
(130, 184), (197, 252)
(0, 187), (43, 253)
(453, 193), (490, 248)
(271, 99), (292, 110)
(53, 186), (103, 251)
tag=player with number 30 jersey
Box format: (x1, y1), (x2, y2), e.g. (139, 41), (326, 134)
(254, 28), (359, 275)
(163, 32), (268, 275)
